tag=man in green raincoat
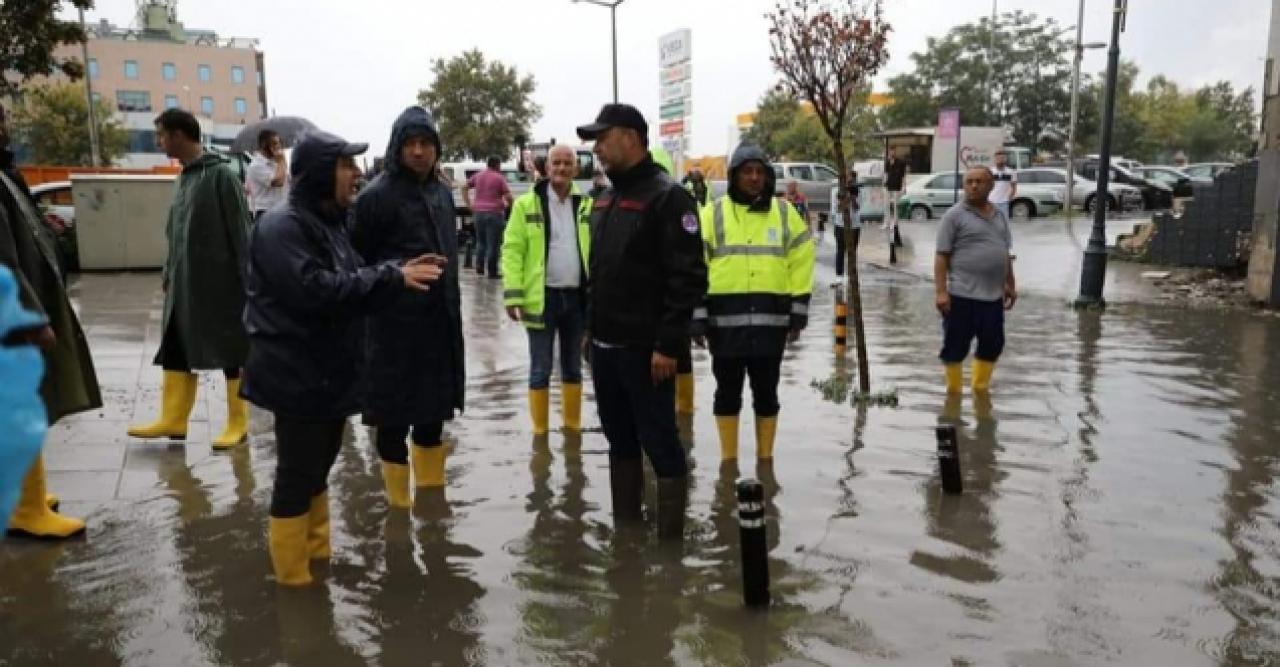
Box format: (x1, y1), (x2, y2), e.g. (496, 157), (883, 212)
(128, 108), (251, 449)
(0, 104), (101, 539)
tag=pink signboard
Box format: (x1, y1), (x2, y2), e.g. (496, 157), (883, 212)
(937, 108), (960, 139)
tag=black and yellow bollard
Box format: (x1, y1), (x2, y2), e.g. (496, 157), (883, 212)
(936, 424), (962, 495)
(833, 286), (848, 357)
(737, 478), (770, 607)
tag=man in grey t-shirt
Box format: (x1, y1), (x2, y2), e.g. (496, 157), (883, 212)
(934, 166), (1017, 394)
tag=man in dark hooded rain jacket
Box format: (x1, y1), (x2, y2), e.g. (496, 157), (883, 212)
(352, 106), (464, 509)
(0, 103), (101, 539)
(576, 103), (706, 541)
(693, 144), (814, 463)
(243, 130), (444, 586)
(128, 108), (251, 450)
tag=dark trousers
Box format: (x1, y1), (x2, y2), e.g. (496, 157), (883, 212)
(940, 294), (1005, 363)
(156, 322), (240, 379)
(834, 226), (847, 277)
(676, 347), (692, 374)
(474, 212), (505, 276)
(711, 355), (782, 417)
(271, 414), (345, 518)
(591, 345), (687, 479)
(526, 288), (584, 389)
(375, 422), (444, 464)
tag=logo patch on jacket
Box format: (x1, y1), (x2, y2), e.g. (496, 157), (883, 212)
(767, 228), (779, 243)
(681, 213), (699, 234)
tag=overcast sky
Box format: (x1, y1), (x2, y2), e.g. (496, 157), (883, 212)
(71, 0), (1270, 158)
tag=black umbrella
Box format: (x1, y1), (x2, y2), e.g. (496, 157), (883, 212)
(231, 116), (318, 153)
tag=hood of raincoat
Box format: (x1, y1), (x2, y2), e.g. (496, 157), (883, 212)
(384, 106), (443, 178)
(727, 143), (775, 211)
(289, 130), (367, 211)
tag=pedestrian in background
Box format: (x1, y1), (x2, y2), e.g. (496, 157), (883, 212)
(502, 145), (592, 436)
(884, 149), (907, 233)
(463, 156), (512, 279)
(934, 166), (1017, 395)
(352, 106), (465, 507)
(989, 149), (1017, 219)
(128, 108), (250, 450)
(829, 170), (860, 278)
(588, 169), (609, 199)
(242, 130), (444, 585)
(682, 168), (709, 207)
(576, 103), (706, 540)
(783, 180), (808, 223)
(246, 129), (288, 222)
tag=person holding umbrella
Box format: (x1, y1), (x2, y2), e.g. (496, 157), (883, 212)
(242, 129), (444, 586)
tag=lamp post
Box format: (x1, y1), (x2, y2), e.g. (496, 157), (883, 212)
(1065, 0), (1108, 231)
(1074, 0), (1128, 310)
(572, 0), (626, 103)
(78, 8), (101, 167)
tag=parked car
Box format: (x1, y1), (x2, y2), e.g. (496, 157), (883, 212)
(1183, 162), (1234, 180)
(1087, 154), (1143, 171)
(710, 161), (841, 213)
(1132, 165), (1207, 197)
(1017, 167), (1143, 213)
(897, 171), (1063, 221)
(1077, 161), (1173, 210)
(29, 180), (78, 272)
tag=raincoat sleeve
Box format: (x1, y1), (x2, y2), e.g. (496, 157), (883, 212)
(501, 195), (529, 309)
(253, 213), (403, 317)
(216, 167), (251, 280)
(783, 200), (815, 331)
(0, 204), (46, 317)
(654, 185), (708, 358)
(689, 199), (715, 338)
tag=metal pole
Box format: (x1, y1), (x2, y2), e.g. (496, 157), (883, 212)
(987, 0), (997, 120)
(953, 124), (962, 204)
(610, 4), (619, 103)
(737, 479), (770, 607)
(1065, 0), (1085, 229)
(78, 8), (101, 167)
(1075, 0), (1126, 309)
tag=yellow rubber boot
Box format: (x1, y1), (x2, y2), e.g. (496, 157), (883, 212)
(381, 461), (411, 509)
(7, 458), (85, 539)
(675, 373), (695, 414)
(562, 382), (582, 432)
(529, 388), (550, 436)
(268, 515), (313, 586)
(212, 377), (249, 450)
(307, 492), (331, 559)
(756, 416), (779, 461)
(944, 363), (963, 395)
(972, 359), (995, 393)
(411, 444), (446, 488)
(128, 370), (198, 439)
(716, 415), (740, 461)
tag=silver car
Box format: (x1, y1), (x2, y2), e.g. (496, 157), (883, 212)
(899, 171), (1064, 220)
(1017, 167), (1143, 212)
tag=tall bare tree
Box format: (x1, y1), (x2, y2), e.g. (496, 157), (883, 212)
(766, 0), (891, 393)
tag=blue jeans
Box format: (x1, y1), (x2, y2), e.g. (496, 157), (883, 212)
(994, 202), (1010, 220)
(591, 344), (687, 479)
(474, 212), (505, 276)
(527, 288), (584, 390)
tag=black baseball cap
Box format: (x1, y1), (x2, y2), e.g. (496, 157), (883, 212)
(577, 103), (649, 143)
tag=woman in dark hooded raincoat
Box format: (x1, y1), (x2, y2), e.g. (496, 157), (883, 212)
(351, 106), (465, 509)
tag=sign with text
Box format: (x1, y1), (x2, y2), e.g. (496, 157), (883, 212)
(659, 29), (692, 68)
(660, 63), (691, 86)
(660, 100), (691, 120)
(937, 108), (960, 139)
(659, 119), (685, 137)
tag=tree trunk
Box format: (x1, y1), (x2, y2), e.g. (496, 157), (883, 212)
(831, 144), (872, 393)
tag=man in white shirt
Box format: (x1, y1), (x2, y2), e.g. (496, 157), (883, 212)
(246, 129), (288, 222)
(989, 149), (1017, 219)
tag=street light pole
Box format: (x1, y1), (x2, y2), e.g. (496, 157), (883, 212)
(573, 0), (626, 103)
(1065, 0), (1085, 230)
(78, 8), (101, 167)
(1074, 0), (1127, 309)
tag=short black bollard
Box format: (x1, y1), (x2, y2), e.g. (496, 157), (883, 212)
(936, 424), (962, 495)
(737, 478), (770, 607)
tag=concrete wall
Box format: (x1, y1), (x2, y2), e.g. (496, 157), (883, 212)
(1248, 0), (1280, 303)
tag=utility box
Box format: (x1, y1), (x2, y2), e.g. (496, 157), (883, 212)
(71, 174), (176, 270)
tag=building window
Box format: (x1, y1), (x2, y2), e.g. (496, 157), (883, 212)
(162, 62), (176, 80)
(124, 60), (139, 79)
(234, 97), (247, 115)
(88, 58), (99, 79)
(231, 66), (245, 84)
(127, 129), (159, 154)
(200, 96), (214, 116)
(165, 95), (179, 109)
(116, 90), (152, 112)
(198, 64), (211, 82)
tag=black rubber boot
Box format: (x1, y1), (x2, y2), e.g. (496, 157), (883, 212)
(656, 476), (688, 542)
(609, 457), (644, 523)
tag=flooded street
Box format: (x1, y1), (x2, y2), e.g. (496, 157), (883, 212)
(3, 242), (1280, 665)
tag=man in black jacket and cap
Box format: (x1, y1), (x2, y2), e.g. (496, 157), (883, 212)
(243, 130), (443, 586)
(352, 106), (464, 509)
(576, 103), (707, 541)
